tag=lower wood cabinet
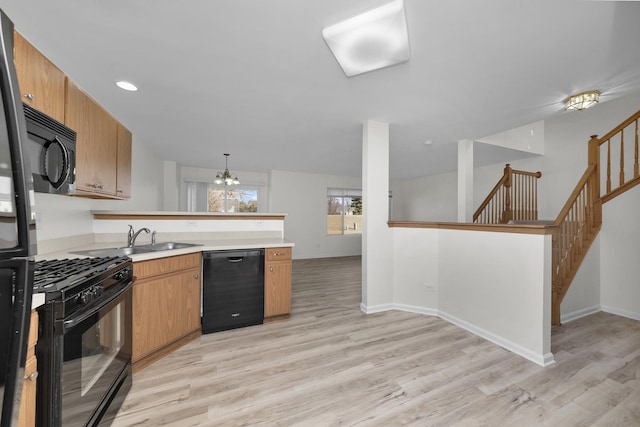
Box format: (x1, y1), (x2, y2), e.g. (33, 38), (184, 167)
(132, 253), (201, 372)
(264, 247), (292, 319)
(18, 310), (38, 427)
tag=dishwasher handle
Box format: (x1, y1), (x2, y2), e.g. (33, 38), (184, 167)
(227, 257), (244, 263)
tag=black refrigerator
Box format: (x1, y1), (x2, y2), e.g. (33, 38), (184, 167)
(0, 8), (37, 427)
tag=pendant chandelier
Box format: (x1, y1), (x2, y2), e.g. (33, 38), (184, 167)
(214, 153), (240, 185)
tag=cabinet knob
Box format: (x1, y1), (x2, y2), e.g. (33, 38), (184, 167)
(269, 267), (274, 272)
(194, 274), (199, 279)
(24, 371), (38, 381)
(24, 93), (34, 101)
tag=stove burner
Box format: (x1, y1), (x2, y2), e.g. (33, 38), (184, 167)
(34, 256), (130, 294)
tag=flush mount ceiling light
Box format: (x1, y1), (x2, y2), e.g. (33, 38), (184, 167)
(564, 90), (600, 111)
(322, 0), (410, 77)
(214, 153), (240, 185)
(115, 81), (138, 92)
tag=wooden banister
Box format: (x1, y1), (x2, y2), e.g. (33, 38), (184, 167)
(474, 164), (542, 224)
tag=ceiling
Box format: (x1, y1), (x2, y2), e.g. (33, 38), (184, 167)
(2, 0), (640, 180)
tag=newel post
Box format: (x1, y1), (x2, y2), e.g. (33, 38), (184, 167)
(588, 135), (602, 227)
(503, 163), (513, 223)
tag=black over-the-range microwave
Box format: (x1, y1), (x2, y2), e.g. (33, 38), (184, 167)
(23, 103), (76, 194)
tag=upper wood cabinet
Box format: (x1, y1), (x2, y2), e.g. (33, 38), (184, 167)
(14, 31), (132, 199)
(65, 79), (119, 197)
(116, 123), (132, 198)
(13, 31), (66, 123)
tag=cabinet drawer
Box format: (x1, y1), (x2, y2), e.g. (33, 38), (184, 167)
(266, 247), (291, 261)
(134, 253), (201, 280)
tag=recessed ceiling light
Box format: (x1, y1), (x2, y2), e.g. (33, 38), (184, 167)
(116, 81), (138, 92)
(424, 140), (433, 145)
(322, 0), (410, 77)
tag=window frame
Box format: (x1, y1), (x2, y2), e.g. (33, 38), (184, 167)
(327, 188), (362, 236)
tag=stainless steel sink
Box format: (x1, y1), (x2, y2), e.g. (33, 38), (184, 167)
(138, 242), (200, 251)
(71, 242), (201, 257)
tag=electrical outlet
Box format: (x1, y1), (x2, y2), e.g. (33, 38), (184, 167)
(424, 283), (436, 292)
(256, 220), (264, 227)
(186, 220), (197, 228)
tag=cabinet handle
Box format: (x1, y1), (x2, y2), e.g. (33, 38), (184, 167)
(24, 93), (34, 101)
(24, 371), (38, 381)
(116, 189), (123, 194)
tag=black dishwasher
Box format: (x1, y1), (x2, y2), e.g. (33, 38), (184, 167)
(202, 250), (264, 333)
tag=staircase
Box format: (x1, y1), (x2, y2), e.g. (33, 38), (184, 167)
(552, 109), (640, 325)
(474, 109), (640, 325)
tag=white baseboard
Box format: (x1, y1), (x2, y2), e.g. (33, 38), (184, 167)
(561, 305), (602, 323)
(359, 302), (555, 367)
(393, 303), (438, 317)
(601, 305), (640, 321)
(360, 302), (395, 314)
(437, 310), (555, 368)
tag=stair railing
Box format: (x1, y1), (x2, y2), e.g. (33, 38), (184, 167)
(551, 163), (601, 325)
(473, 164), (542, 224)
(593, 109), (640, 203)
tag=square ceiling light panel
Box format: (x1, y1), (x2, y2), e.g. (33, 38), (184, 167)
(322, 0), (410, 77)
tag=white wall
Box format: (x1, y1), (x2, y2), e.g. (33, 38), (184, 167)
(269, 170), (361, 260)
(600, 190), (640, 320)
(392, 228), (439, 312)
(34, 136), (163, 243)
(389, 226), (553, 366)
(390, 172), (458, 221)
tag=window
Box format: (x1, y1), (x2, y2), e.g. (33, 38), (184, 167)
(187, 182), (260, 213)
(327, 188), (362, 235)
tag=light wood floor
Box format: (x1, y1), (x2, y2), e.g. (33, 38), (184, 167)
(111, 256), (640, 426)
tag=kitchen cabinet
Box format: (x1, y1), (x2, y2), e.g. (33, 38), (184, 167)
(17, 310), (38, 427)
(132, 253), (201, 372)
(116, 123), (132, 198)
(264, 247), (292, 318)
(13, 31), (66, 123)
(65, 79), (118, 197)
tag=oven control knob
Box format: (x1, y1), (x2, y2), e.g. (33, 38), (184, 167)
(113, 270), (127, 281)
(93, 286), (103, 297)
(77, 292), (89, 305)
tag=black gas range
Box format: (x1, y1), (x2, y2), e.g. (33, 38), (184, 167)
(34, 256), (134, 427)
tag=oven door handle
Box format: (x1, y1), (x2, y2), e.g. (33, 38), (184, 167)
(62, 280), (132, 333)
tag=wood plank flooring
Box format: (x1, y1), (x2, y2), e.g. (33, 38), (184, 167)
(111, 256), (640, 426)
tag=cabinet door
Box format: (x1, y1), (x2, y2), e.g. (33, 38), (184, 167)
(18, 311), (38, 427)
(264, 261), (292, 317)
(116, 123), (132, 198)
(132, 268), (201, 362)
(13, 32), (66, 123)
(65, 80), (117, 195)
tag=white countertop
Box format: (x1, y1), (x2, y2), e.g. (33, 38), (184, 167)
(32, 293), (45, 309)
(35, 237), (295, 263)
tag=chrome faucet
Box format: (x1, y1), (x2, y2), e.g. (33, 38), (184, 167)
(127, 224), (150, 247)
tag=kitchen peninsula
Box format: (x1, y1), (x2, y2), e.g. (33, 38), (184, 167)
(36, 211), (294, 372)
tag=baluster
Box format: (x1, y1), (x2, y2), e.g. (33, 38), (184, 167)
(607, 139), (612, 193)
(635, 119), (639, 178)
(620, 130), (625, 186)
